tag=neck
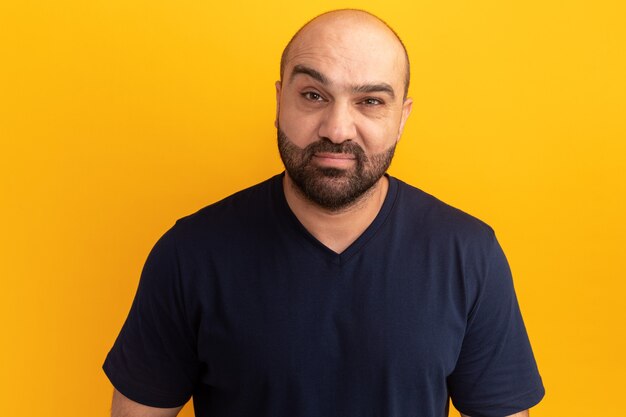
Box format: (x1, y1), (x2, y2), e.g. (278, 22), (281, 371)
(282, 173), (389, 254)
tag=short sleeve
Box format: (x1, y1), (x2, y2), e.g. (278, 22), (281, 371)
(448, 234), (544, 417)
(103, 227), (200, 408)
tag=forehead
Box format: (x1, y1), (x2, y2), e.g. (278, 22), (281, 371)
(284, 16), (406, 89)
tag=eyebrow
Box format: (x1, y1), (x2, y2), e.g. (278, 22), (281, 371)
(289, 64), (396, 100)
(290, 64), (329, 85)
(352, 83), (395, 100)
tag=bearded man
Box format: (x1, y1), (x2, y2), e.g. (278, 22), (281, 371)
(104, 9), (544, 417)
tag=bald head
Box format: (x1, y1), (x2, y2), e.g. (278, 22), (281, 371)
(280, 9), (410, 99)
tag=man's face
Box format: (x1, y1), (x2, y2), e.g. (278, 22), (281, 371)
(276, 13), (412, 211)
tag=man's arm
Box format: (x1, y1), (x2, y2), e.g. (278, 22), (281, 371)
(460, 411), (529, 417)
(111, 389), (183, 417)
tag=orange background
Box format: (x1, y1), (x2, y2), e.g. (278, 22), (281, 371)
(1, 1), (624, 416)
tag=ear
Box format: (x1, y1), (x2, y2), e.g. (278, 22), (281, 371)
(396, 97), (413, 141)
(274, 80), (282, 128)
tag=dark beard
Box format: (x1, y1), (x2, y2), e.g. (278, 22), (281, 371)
(277, 127), (396, 211)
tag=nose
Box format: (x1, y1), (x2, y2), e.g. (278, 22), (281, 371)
(317, 101), (357, 143)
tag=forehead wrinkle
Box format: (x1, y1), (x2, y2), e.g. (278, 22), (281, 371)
(280, 10), (410, 98)
(288, 62), (398, 102)
(286, 36), (405, 101)
(285, 43), (342, 78)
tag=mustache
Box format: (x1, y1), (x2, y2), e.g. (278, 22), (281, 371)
(302, 138), (367, 162)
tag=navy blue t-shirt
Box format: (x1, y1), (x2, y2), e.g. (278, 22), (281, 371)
(104, 174), (544, 417)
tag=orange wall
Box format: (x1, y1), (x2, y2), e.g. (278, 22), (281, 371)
(1, 1), (624, 416)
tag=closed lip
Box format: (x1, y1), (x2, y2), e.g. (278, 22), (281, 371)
(313, 152), (356, 160)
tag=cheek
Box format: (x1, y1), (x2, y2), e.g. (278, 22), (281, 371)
(357, 120), (400, 154)
(278, 108), (320, 147)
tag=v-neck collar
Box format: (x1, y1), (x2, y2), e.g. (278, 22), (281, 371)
(272, 172), (398, 266)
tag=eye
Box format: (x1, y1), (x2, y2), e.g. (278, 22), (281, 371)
(361, 98), (383, 106)
(301, 91), (325, 102)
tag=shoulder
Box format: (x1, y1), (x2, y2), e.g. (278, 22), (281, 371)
(388, 177), (512, 312)
(390, 176), (496, 249)
(174, 174), (280, 232)
(150, 175), (282, 259)
(137, 175), (282, 289)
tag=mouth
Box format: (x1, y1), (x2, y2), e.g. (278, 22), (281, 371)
(311, 152), (357, 169)
(313, 152), (357, 160)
